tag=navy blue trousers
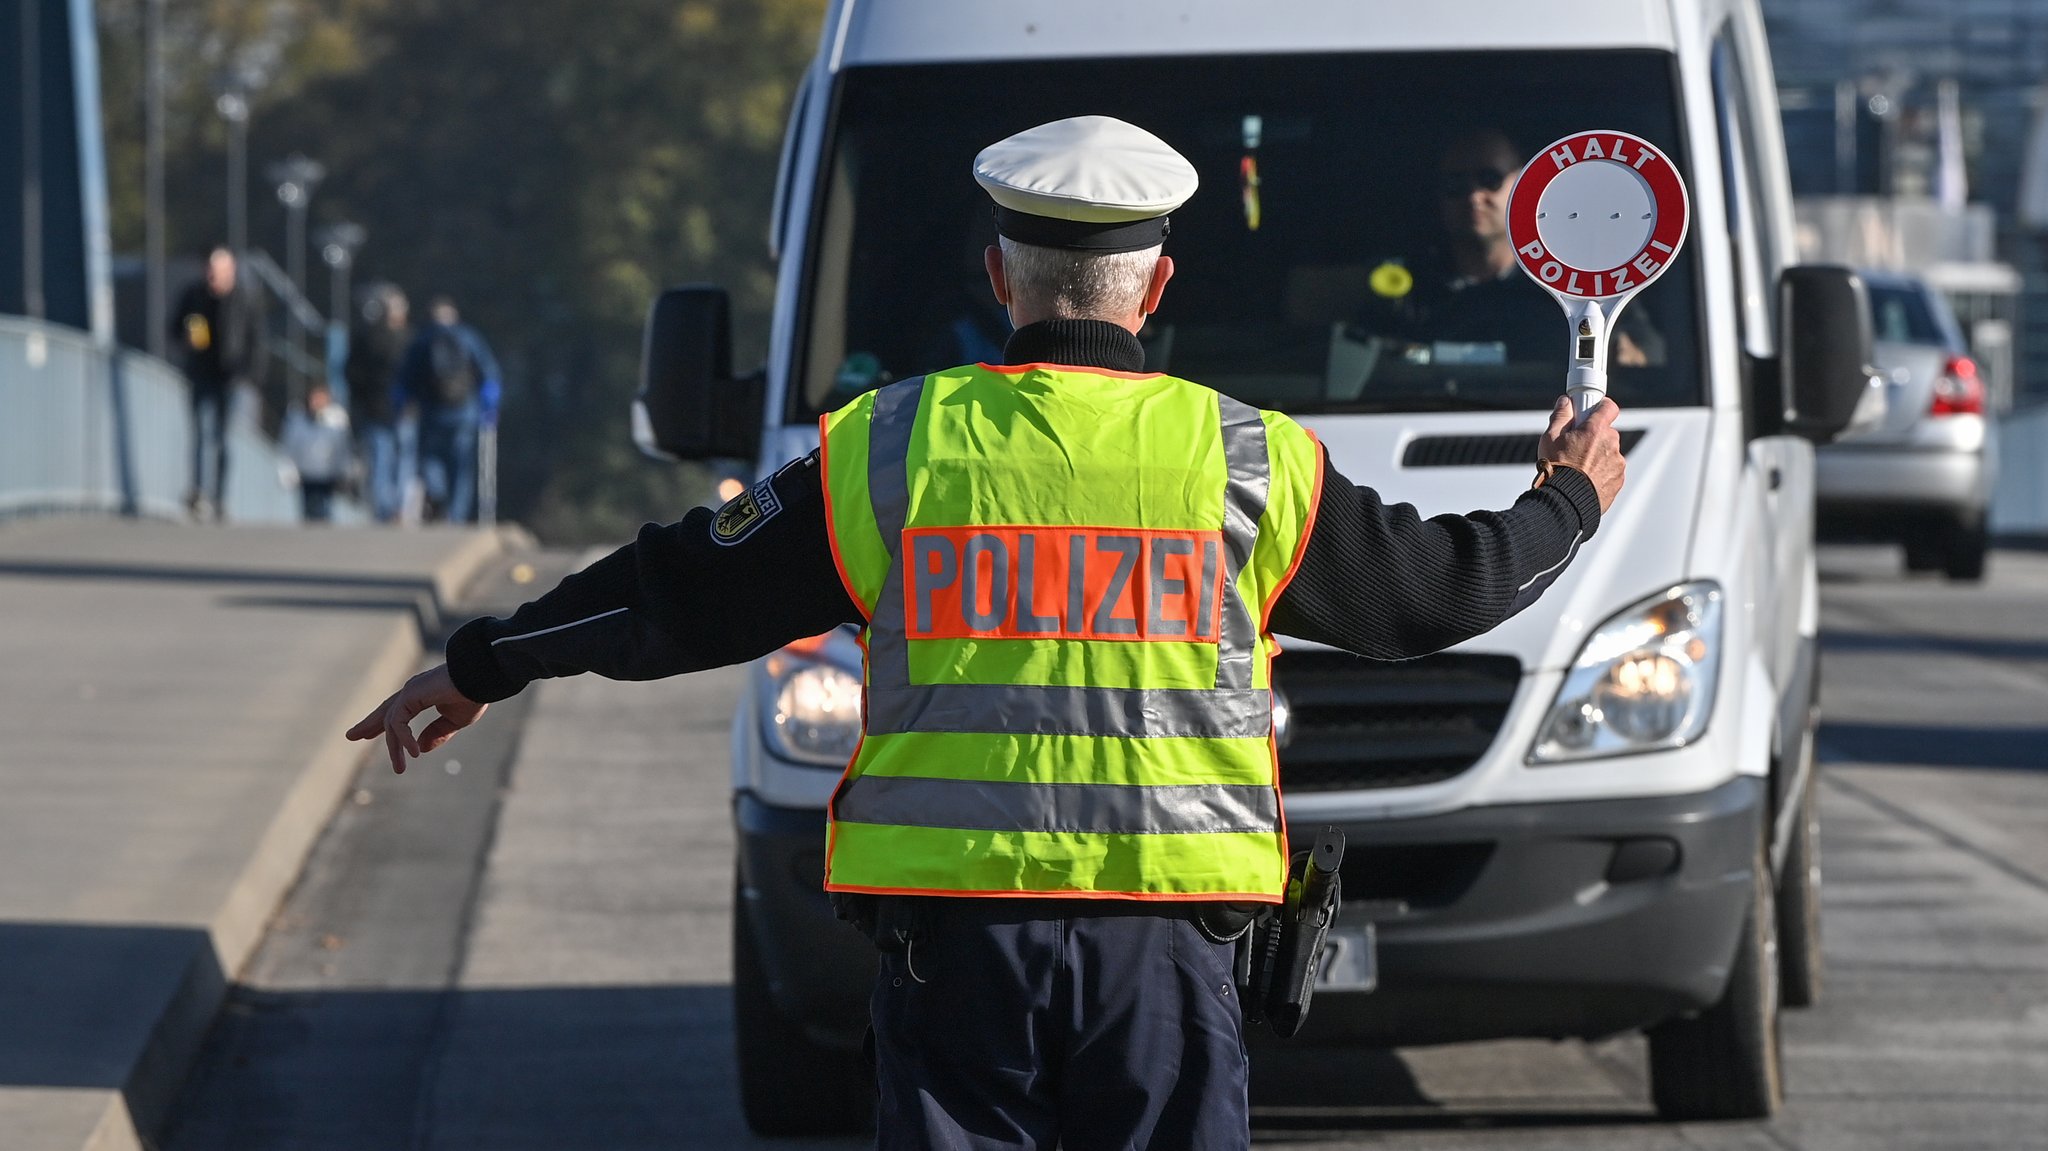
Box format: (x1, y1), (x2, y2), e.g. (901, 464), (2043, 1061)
(869, 898), (1249, 1150)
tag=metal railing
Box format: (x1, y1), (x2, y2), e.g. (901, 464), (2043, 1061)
(242, 249), (332, 403)
(1, 316), (302, 522)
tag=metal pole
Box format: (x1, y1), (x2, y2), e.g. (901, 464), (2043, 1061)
(478, 424), (497, 526)
(286, 201), (305, 404)
(144, 0), (166, 357)
(317, 222), (364, 408)
(270, 155), (325, 408)
(329, 258), (347, 403)
(1834, 79), (1857, 195)
(225, 104), (247, 257)
(286, 203), (304, 301)
(21, 0), (44, 322)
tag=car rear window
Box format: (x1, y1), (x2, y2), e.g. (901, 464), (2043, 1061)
(1868, 285), (1945, 346)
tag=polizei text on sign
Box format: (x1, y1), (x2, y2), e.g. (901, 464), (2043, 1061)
(1506, 129), (1690, 301)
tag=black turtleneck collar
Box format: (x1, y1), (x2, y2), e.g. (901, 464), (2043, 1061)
(999, 319), (1147, 375)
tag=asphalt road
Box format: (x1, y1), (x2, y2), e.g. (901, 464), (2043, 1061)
(159, 544), (2048, 1150)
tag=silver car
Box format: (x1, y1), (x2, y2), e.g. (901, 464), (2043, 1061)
(1816, 271), (1993, 580)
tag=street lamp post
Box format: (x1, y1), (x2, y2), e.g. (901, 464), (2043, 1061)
(318, 222), (366, 328)
(267, 154), (326, 405)
(317, 222), (366, 405)
(268, 154), (326, 301)
(214, 88), (250, 258)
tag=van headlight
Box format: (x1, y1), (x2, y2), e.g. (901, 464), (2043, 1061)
(761, 657), (862, 765)
(1529, 582), (1723, 764)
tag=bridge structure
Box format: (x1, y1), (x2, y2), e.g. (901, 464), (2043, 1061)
(2, 0), (305, 523)
(0, 10), (512, 1150)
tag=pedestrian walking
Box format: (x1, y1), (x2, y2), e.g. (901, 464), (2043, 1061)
(395, 296), (500, 523)
(350, 116), (1627, 1148)
(168, 245), (266, 520)
(345, 284), (412, 523)
(281, 382), (352, 522)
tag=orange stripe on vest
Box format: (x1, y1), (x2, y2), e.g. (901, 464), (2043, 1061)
(902, 526), (1225, 643)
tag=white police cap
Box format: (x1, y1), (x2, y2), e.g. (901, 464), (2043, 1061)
(974, 115), (1198, 253)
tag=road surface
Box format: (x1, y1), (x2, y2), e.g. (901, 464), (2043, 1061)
(160, 545), (2048, 1150)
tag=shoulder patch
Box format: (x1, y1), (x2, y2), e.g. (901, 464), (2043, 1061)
(710, 477), (783, 546)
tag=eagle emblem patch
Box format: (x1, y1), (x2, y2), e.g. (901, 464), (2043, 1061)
(711, 478), (782, 546)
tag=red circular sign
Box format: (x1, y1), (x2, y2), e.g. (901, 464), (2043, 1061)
(1507, 130), (1689, 301)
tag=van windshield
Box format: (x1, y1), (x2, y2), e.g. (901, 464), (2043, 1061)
(792, 51), (1702, 420)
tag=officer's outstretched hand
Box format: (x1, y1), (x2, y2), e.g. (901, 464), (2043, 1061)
(1539, 395), (1626, 514)
(346, 664), (487, 775)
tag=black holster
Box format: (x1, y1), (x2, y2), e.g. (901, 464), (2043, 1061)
(1236, 826), (1345, 1039)
(833, 891), (927, 954)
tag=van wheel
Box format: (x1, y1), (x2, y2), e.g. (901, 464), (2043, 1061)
(1943, 515), (1988, 582)
(1777, 759), (1824, 1008)
(1647, 837), (1784, 1120)
(734, 881), (874, 1136)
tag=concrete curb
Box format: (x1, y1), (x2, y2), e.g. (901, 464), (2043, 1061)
(424, 525), (534, 618)
(77, 526), (518, 1150)
(122, 616), (424, 1142)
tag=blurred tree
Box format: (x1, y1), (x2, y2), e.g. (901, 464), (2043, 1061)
(99, 0), (824, 545)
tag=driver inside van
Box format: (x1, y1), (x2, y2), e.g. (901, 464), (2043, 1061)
(1360, 127), (1662, 367)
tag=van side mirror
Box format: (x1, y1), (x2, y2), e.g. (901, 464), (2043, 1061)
(633, 285), (761, 462)
(1776, 265), (1874, 445)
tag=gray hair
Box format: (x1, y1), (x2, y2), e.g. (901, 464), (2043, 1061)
(998, 237), (1160, 321)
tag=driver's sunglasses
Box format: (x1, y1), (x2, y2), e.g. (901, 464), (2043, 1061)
(1438, 167), (1511, 198)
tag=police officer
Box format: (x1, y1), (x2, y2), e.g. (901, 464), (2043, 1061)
(349, 116), (1626, 1149)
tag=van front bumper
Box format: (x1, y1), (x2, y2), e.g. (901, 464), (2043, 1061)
(739, 775), (1764, 1051)
(1282, 774), (1764, 1047)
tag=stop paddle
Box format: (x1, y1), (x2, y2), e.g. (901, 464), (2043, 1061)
(1507, 130), (1691, 424)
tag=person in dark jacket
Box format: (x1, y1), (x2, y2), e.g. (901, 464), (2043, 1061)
(168, 245), (266, 520)
(345, 284), (413, 523)
(395, 296), (501, 523)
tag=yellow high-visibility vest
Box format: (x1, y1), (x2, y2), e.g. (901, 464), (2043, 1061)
(819, 361), (1323, 901)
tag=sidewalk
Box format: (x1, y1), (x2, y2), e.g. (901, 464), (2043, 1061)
(0, 519), (523, 1151)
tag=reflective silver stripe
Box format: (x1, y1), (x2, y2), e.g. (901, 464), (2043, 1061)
(865, 378), (926, 689)
(835, 774), (1280, 836)
(867, 377), (925, 550)
(1215, 394), (1269, 691)
(865, 683), (1271, 738)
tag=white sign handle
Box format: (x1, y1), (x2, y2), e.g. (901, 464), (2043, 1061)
(1563, 297), (1631, 425)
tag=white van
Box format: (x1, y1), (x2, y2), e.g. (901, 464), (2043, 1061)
(634, 0), (1874, 1134)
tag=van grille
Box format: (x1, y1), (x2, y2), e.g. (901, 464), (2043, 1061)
(1273, 650), (1522, 791)
(1402, 429), (1644, 468)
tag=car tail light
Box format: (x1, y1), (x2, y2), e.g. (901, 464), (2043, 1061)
(1929, 356), (1984, 416)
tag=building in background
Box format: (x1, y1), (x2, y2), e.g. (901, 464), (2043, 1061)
(1765, 0), (2048, 408)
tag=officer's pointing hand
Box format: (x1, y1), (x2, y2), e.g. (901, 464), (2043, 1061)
(345, 664), (487, 775)
(1539, 395), (1626, 514)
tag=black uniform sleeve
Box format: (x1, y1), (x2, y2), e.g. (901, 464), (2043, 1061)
(1268, 453), (1602, 661)
(444, 453), (862, 704)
